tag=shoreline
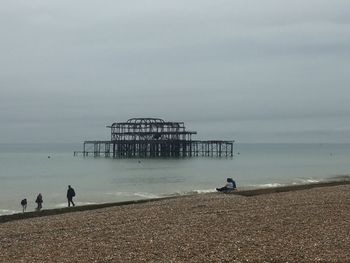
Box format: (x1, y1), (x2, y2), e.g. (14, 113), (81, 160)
(1, 179), (349, 224)
(1, 180), (349, 262)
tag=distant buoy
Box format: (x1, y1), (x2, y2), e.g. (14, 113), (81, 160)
(48, 156), (51, 158)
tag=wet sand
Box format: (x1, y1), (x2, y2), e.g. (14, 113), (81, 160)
(1, 181), (350, 262)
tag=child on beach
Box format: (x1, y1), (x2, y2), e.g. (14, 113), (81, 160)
(20, 198), (27, 213)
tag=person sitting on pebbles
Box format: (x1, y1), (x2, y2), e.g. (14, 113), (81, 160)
(216, 178), (237, 192)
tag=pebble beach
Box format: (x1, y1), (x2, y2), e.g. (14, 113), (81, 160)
(1, 183), (350, 262)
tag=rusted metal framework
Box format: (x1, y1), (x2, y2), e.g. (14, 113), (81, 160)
(75, 118), (234, 158)
(109, 118), (196, 157)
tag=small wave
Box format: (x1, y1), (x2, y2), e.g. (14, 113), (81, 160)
(105, 192), (130, 197)
(192, 189), (216, 194)
(256, 183), (284, 188)
(105, 191), (160, 199)
(54, 202), (97, 208)
(161, 192), (183, 197)
(54, 203), (71, 208)
(0, 209), (19, 216)
(165, 189), (215, 196)
(291, 178), (322, 185)
(306, 179), (319, 183)
(75, 202), (97, 206)
(327, 174), (350, 181)
(133, 192), (161, 199)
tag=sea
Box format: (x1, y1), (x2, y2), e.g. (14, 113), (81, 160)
(0, 143), (349, 215)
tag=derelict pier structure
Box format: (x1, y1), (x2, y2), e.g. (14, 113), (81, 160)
(75, 118), (234, 158)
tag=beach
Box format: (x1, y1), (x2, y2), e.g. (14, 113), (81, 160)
(1, 182), (349, 262)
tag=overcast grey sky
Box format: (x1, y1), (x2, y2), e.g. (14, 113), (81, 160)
(1, 0), (350, 143)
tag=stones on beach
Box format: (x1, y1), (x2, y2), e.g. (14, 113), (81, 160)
(0, 185), (350, 262)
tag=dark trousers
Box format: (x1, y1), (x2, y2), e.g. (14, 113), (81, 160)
(36, 203), (42, 210)
(68, 198), (75, 207)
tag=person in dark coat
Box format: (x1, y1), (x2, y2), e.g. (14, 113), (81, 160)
(35, 193), (43, 210)
(67, 185), (76, 207)
(21, 198), (27, 213)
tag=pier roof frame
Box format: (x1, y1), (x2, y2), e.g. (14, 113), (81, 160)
(107, 118), (186, 128)
(107, 117), (196, 141)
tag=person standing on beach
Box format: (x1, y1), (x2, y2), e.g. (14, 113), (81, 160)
(35, 193), (43, 210)
(21, 198), (27, 213)
(67, 185), (76, 207)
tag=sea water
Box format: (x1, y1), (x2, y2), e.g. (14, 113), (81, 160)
(0, 143), (349, 215)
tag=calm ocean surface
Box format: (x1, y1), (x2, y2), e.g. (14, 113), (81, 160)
(0, 143), (349, 215)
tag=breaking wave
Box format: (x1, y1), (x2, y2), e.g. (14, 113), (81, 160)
(0, 209), (19, 216)
(133, 192), (161, 199)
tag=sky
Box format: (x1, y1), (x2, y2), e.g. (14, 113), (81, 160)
(0, 0), (350, 143)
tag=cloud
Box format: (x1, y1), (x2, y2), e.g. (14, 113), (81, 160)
(0, 0), (350, 142)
